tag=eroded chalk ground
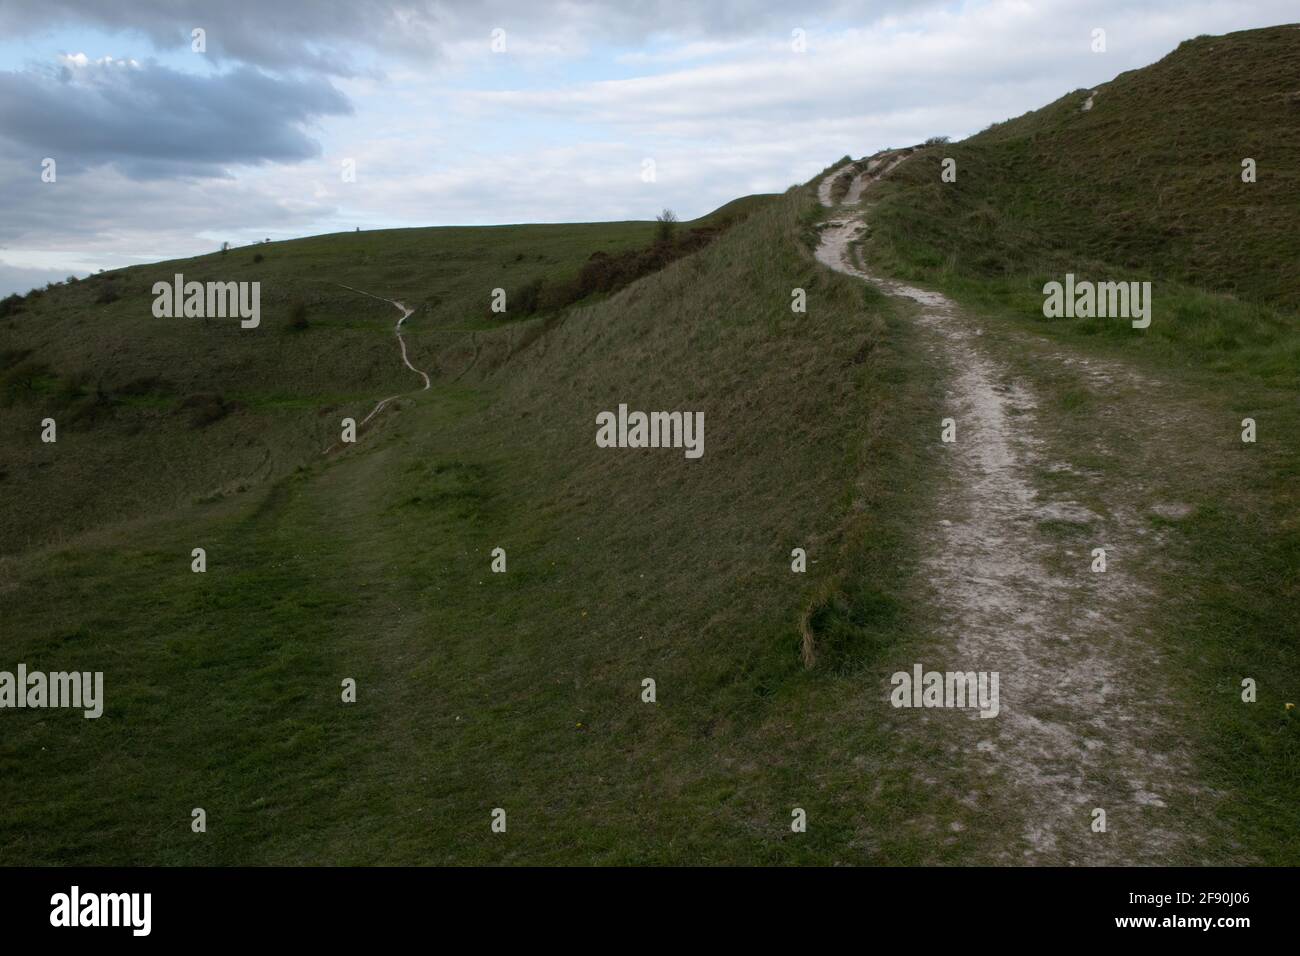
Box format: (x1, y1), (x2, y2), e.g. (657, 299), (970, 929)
(816, 160), (1223, 864)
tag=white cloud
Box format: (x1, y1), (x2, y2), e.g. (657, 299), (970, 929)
(2, 0), (1298, 279)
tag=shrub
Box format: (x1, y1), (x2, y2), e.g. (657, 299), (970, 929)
(253, 253), (264, 264)
(654, 208), (679, 246)
(497, 210), (738, 322)
(288, 300), (309, 330)
(537, 277), (582, 313)
(0, 294), (24, 318)
(503, 277), (545, 317)
(94, 285), (120, 305)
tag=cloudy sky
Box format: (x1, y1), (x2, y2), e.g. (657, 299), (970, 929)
(0, 0), (1295, 295)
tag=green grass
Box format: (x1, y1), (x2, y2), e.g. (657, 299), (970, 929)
(861, 23), (1300, 864)
(870, 26), (1300, 308)
(4, 25), (1296, 864)
(0, 199), (773, 553)
(0, 180), (973, 863)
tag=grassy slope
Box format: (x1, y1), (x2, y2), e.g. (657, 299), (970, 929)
(876, 26), (1300, 308)
(0, 180), (974, 863)
(0, 201), (765, 553)
(861, 24), (1299, 863)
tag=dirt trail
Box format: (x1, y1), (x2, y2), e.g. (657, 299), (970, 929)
(325, 284), (431, 451)
(844, 150), (911, 205)
(816, 163), (850, 206)
(816, 157), (1200, 863)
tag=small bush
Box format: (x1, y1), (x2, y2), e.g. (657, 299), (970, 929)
(537, 277), (582, 313)
(492, 210), (736, 321)
(253, 253), (264, 264)
(94, 285), (120, 305)
(288, 300), (309, 330)
(502, 277), (544, 317)
(654, 208), (679, 246)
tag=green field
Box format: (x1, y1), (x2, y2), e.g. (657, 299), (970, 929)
(1, 25), (1296, 866)
(2, 179), (977, 863)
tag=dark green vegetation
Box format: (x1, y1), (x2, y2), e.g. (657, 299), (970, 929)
(487, 199), (761, 321)
(0, 178), (971, 863)
(861, 24), (1299, 863)
(2, 24), (1296, 865)
(871, 25), (1300, 308)
(0, 199), (767, 554)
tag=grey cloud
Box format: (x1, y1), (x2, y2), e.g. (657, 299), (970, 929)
(0, 59), (351, 179)
(0, 154), (336, 241)
(0, 0), (942, 74)
(0, 260), (77, 298)
(3, 0), (1296, 281)
(0, 151), (340, 286)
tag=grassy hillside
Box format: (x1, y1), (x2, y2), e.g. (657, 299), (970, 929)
(3, 25), (1295, 866)
(870, 25), (1300, 309)
(0, 177), (974, 863)
(0, 199), (770, 553)
(860, 24), (1299, 864)
(862, 26), (1300, 391)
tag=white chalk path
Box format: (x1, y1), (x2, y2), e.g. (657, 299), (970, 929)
(814, 153), (1197, 863)
(324, 284), (431, 452)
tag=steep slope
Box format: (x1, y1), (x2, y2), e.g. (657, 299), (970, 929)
(0, 199), (771, 552)
(0, 178), (957, 864)
(849, 26), (1300, 864)
(869, 24), (1300, 310)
